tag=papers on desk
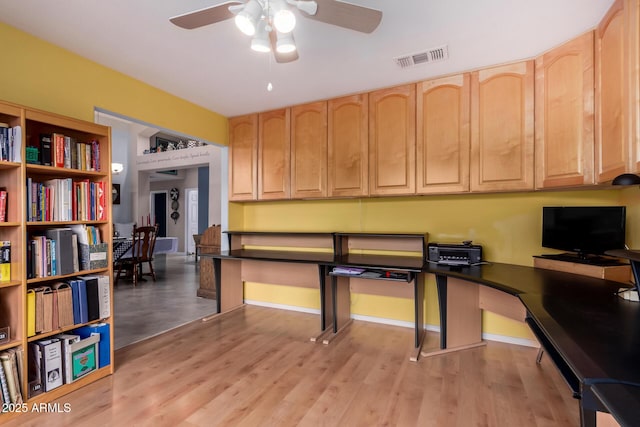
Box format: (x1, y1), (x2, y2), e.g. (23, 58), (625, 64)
(332, 266), (366, 275)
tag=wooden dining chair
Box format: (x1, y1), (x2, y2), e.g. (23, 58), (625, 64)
(138, 224), (159, 281)
(114, 225), (157, 286)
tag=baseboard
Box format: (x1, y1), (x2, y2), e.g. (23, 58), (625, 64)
(244, 300), (539, 348)
(244, 299), (321, 315)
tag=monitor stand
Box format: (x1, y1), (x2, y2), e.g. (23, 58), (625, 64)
(539, 252), (624, 266)
(604, 249), (640, 295)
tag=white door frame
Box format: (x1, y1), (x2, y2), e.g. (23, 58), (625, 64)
(185, 187), (199, 255)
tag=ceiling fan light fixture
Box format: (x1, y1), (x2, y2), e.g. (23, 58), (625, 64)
(235, 0), (263, 36)
(287, 0), (318, 16)
(273, 8), (296, 33)
(251, 20), (271, 52)
(276, 31), (296, 53)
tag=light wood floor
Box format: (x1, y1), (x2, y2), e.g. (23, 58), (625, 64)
(6, 306), (579, 426)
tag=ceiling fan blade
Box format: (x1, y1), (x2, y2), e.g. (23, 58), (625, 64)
(269, 31), (299, 63)
(301, 0), (382, 33)
(170, 1), (244, 29)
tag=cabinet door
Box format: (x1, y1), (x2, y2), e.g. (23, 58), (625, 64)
(470, 61), (534, 192)
(595, 0), (629, 182)
(291, 101), (327, 199)
(369, 84), (416, 196)
(228, 114), (258, 201)
(535, 31), (595, 189)
(258, 108), (290, 200)
(417, 74), (470, 194)
(328, 94), (369, 197)
(633, 0), (640, 172)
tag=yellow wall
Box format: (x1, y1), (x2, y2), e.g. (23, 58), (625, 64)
(0, 23), (228, 145)
(235, 189), (637, 341)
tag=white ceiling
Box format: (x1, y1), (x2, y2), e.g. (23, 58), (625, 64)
(0, 0), (614, 118)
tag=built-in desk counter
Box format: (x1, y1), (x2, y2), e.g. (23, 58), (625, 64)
(328, 232), (429, 360)
(208, 231), (336, 340)
(424, 261), (635, 426)
(203, 232), (640, 426)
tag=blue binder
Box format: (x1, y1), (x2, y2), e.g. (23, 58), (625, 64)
(70, 279), (88, 324)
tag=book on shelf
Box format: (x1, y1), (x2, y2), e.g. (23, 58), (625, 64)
(63, 136), (73, 169)
(78, 275), (100, 322)
(0, 188), (7, 222)
(0, 240), (9, 282)
(40, 133), (52, 166)
(0, 124), (21, 162)
(32, 286), (52, 334)
(45, 228), (75, 276)
(0, 123), (6, 162)
(70, 279), (89, 324)
(27, 343), (42, 398)
(71, 234), (79, 273)
(33, 287), (44, 334)
(0, 348), (23, 404)
(53, 133), (65, 168)
(27, 289), (36, 337)
(0, 354), (10, 404)
(35, 338), (63, 392)
(97, 275), (110, 319)
(42, 286), (54, 333)
(52, 282), (75, 328)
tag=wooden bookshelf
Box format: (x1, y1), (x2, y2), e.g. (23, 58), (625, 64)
(0, 99), (113, 421)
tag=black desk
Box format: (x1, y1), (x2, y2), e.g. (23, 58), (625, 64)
(207, 248), (336, 338)
(205, 233), (640, 426)
(424, 262), (636, 426)
(329, 253), (426, 360)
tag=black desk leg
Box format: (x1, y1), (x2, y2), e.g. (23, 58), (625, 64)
(214, 258), (222, 314)
(318, 265), (326, 331)
(579, 385), (600, 427)
(413, 273), (425, 348)
(332, 274), (338, 334)
(435, 274), (447, 350)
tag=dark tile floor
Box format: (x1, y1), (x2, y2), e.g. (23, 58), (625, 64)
(113, 254), (218, 349)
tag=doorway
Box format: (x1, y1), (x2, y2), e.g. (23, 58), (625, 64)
(185, 188), (198, 255)
(150, 190), (168, 237)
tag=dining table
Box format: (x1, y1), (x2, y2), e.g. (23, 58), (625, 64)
(113, 236), (179, 261)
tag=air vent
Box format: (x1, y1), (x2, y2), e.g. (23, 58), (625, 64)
(394, 45), (449, 69)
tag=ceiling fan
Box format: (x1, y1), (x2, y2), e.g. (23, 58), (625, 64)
(170, 0), (382, 63)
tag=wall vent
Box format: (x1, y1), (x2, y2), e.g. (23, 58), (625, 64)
(394, 45), (449, 69)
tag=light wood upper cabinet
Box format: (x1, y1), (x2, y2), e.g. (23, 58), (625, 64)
(258, 108), (290, 200)
(629, 0), (640, 172)
(470, 61), (535, 192)
(417, 74), (470, 194)
(328, 94), (369, 197)
(369, 84), (416, 196)
(291, 101), (327, 199)
(535, 31), (595, 189)
(595, 0), (629, 182)
(228, 114), (258, 201)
